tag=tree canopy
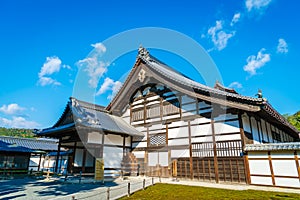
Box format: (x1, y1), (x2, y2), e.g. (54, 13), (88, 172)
(284, 111), (300, 131)
(0, 127), (35, 138)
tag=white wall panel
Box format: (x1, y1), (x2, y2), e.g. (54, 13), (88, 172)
(168, 127), (189, 139)
(248, 152), (268, 158)
(274, 177), (300, 188)
(85, 150), (94, 167)
(250, 176), (273, 185)
(190, 117), (210, 125)
(132, 141), (147, 148)
(103, 146), (122, 168)
(148, 152), (158, 166)
(248, 160), (271, 175)
(168, 138), (189, 146)
(214, 122), (240, 134)
(272, 160), (298, 177)
(171, 149), (189, 158)
(104, 134), (123, 146)
(215, 134), (241, 142)
(191, 136), (213, 143)
(159, 152), (169, 166)
(87, 132), (102, 144)
(132, 151), (145, 159)
(168, 121), (188, 128)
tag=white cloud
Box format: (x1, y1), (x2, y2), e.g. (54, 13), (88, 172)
(243, 48), (271, 75)
(207, 20), (235, 51)
(91, 43), (106, 54)
(228, 82), (243, 89)
(77, 57), (110, 88)
(0, 116), (40, 129)
(38, 56), (71, 86)
(246, 0), (272, 12)
(277, 38), (288, 54)
(231, 13), (241, 26)
(38, 76), (61, 86)
(0, 103), (26, 115)
(96, 77), (122, 100)
(38, 56), (62, 77)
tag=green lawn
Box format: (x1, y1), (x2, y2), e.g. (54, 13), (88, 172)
(121, 183), (300, 200)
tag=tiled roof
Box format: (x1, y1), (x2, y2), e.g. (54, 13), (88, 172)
(244, 142), (300, 151)
(70, 98), (143, 137)
(0, 136), (58, 152)
(37, 98), (143, 137)
(0, 140), (41, 153)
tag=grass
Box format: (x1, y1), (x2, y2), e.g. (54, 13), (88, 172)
(121, 183), (300, 200)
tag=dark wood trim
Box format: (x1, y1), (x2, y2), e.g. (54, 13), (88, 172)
(244, 154), (251, 184)
(55, 138), (61, 173)
(250, 174), (300, 179)
(211, 119), (219, 183)
(81, 148), (87, 172)
(248, 115), (254, 144)
(166, 124), (169, 145)
(248, 157), (297, 161)
(37, 153), (42, 171)
(71, 142), (77, 174)
(238, 113), (246, 149)
(294, 151), (300, 181)
(268, 151), (275, 186)
(255, 119), (261, 143)
(264, 120), (270, 143)
(188, 121), (193, 179)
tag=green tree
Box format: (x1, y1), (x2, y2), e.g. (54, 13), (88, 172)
(284, 111), (300, 131)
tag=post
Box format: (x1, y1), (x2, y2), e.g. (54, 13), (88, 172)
(152, 177), (154, 185)
(106, 187), (110, 200)
(55, 138), (61, 173)
(79, 171), (82, 184)
(143, 179), (145, 190)
(127, 182), (130, 197)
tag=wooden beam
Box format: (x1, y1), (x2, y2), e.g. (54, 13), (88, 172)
(294, 151), (300, 181)
(55, 138), (61, 173)
(268, 151), (276, 186)
(188, 121), (193, 179)
(211, 119), (219, 183)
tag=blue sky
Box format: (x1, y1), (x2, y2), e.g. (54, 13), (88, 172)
(0, 0), (299, 129)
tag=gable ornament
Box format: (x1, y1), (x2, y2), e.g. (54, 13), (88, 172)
(138, 69), (146, 82)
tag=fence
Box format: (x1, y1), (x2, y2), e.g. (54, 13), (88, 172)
(68, 177), (160, 200)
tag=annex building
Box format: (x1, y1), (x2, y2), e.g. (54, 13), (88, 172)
(37, 47), (300, 188)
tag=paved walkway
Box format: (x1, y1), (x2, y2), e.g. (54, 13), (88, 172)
(0, 176), (299, 200)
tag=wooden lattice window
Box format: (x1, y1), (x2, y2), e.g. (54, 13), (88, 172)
(149, 133), (166, 146)
(132, 109), (144, 122)
(192, 142), (214, 157)
(272, 131), (281, 142)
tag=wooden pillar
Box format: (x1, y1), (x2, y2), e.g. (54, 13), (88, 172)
(37, 153), (42, 171)
(294, 151), (300, 181)
(81, 149), (87, 173)
(188, 121), (193, 179)
(55, 138), (61, 173)
(72, 142), (77, 174)
(268, 151), (275, 186)
(123, 135), (126, 157)
(211, 119), (219, 183)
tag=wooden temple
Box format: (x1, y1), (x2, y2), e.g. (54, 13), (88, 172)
(37, 46), (300, 187)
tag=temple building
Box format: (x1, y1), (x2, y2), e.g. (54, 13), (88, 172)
(37, 47), (300, 188)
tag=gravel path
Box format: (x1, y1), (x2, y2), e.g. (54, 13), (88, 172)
(0, 176), (299, 200)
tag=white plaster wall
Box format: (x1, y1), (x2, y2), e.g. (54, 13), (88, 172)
(215, 134), (241, 142)
(74, 149), (83, 167)
(87, 132), (102, 144)
(132, 141), (147, 148)
(248, 160), (271, 175)
(148, 152), (158, 166)
(214, 122), (240, 134)
(103, 146), (122, 168)
(168, 121), (188, 128)
(272, 160), (298, 177)
(191, 136), (213, 143)
(168, 126), (189, 139)
(171, 149), (189, 158)
(190, 117), (210, 125)
(274, 177), (300, 188)
(168, 138), (189, 146)
(250, 176), (273, 185)
(132, 151), (145, 159)
(104, 134), (123, 146)
(248, 152), (268, 158)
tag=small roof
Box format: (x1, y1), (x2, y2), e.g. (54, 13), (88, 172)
(37, 97), (143, 137)
(0, 140), (44, 153)
(0, 136), (58, 152)
(244, 142), (300, 151)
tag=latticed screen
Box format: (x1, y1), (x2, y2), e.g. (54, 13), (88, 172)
(149, 134), (166, 146)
